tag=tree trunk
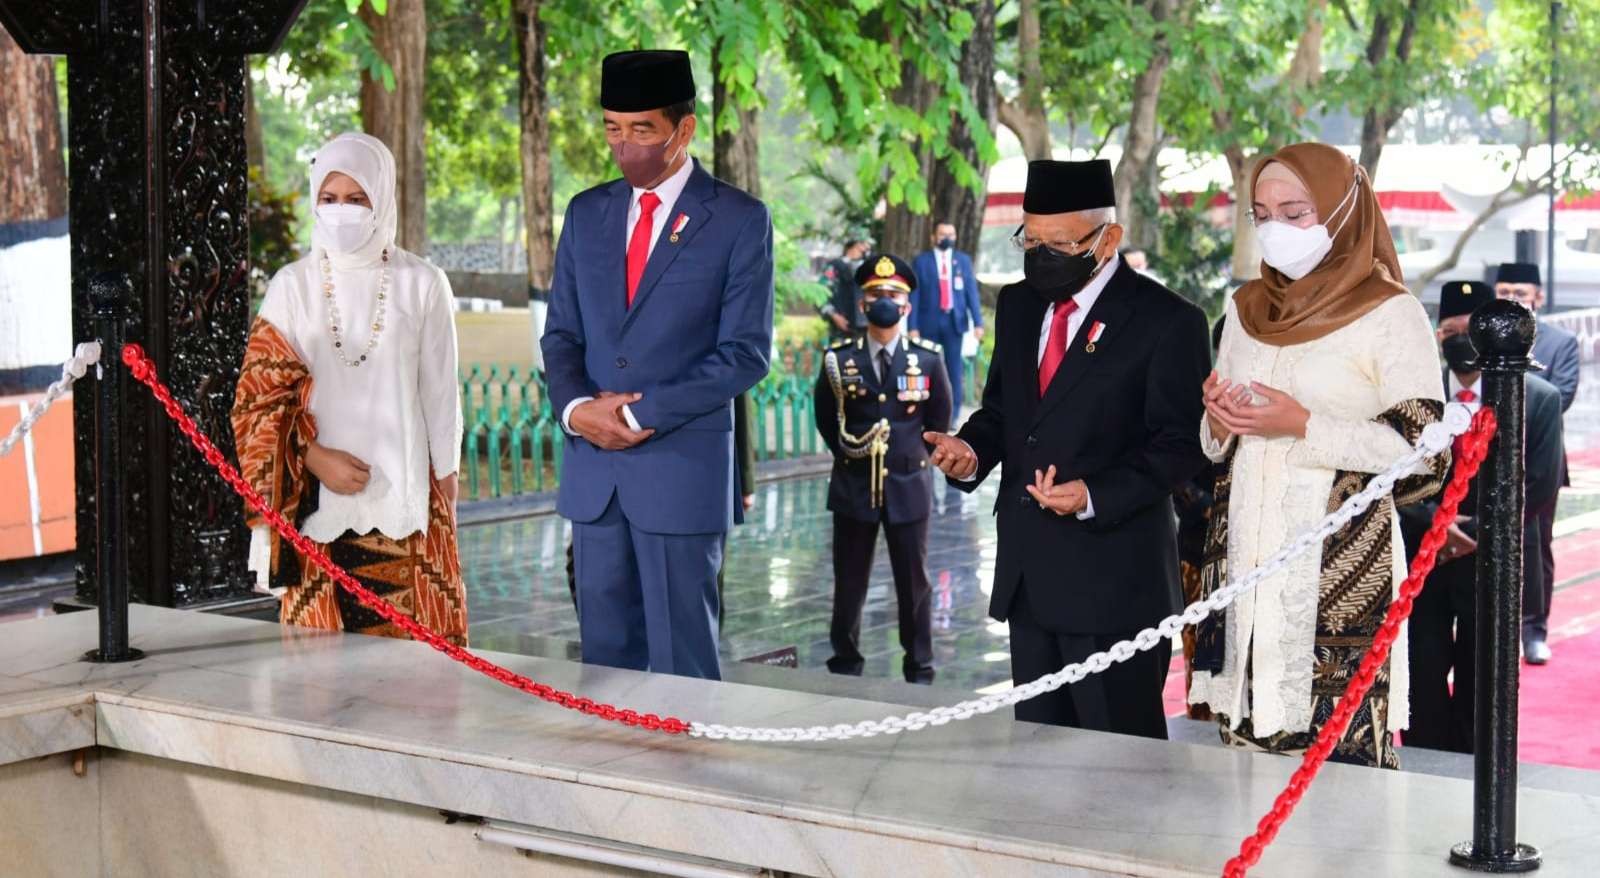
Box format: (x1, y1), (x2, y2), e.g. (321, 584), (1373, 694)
(1285, 0), (1327, 96)
(1357, 0), (1420, 179)
(244, 71), (265, 177)
(360, 0), (428, 253)
(997, 0), (1050, 160)
(515, 0), (554, 294)
(0, 28), (67, 223)
(1224, 146), (1260, 282)
(927, 0), (996, 262)
(711, 45), (761, 197)
(1113, 0), (1181, 251)
(880, 58), (938, 261)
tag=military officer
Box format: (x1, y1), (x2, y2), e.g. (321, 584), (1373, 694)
(819, 239), (870, 341)
(815, 254), (953, 684)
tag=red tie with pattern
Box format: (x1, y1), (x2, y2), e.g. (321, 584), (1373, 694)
(627, 191), (661, 307)
(1038, 299), (1079, 397)
(939, 255), (952, 311)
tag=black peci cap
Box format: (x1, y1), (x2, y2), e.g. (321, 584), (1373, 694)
(1023, 159), (1116, 215)
(1438, 279), (1492, 322)
(1495, 262), (1541, 286)
(600, 50), (695, 113)
(855, 254), (918, 295)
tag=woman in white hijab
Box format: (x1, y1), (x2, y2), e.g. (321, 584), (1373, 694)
(232, 132), (467, 645)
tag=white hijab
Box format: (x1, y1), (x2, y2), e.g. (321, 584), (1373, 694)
(309, 132), (398, 270)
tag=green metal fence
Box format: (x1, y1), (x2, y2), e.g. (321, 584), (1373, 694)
(458, 342), (989, 501)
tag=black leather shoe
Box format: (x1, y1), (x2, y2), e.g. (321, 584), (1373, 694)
(1524, 638), (1552, 665)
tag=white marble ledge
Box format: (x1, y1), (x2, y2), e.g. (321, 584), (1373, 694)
(2, 606), (1598, 878)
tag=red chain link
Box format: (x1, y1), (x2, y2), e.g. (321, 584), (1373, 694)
(120, 344), (690, 735)
(1222, 407), (1498, 877)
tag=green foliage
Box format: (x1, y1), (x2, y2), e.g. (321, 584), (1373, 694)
(1478, 0), (1600, 191)
(425, 0), (522, 242)
(1152, 190), (1234, 317)
(247, 166), (304, 311)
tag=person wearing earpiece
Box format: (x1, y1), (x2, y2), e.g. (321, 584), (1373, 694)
(1187, 142), (1446, 768)
(232, 132), (467, 645)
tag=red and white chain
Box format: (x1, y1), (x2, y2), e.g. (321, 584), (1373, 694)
(0, 342), (101, 459)
(688, 403), (1473, 743)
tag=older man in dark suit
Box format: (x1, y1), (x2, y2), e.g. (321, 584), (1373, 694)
(925, 160), (1211, 738)
(1402, 281), (1564, 751)
(1495, 262), (1577, 664)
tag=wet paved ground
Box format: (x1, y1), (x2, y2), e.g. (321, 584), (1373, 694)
(461, 477), (1010, 691)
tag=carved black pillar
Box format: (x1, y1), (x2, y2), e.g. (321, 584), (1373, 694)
(0, 2), (307, 608)
(1452, 299), (1542, 872)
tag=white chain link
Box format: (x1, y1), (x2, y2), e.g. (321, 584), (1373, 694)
(689, 402), (1474, 743)
(0, 342), (102, 459)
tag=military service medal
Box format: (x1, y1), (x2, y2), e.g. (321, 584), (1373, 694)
(1084, 320), (1106, 353)
(668, 213), (690, 243)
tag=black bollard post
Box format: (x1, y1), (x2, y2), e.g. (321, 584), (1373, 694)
(1451, 299), (1539, 872)
(85, 272), (144, 664)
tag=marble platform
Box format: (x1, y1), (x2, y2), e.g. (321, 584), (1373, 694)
(2, 606), (1597, 877)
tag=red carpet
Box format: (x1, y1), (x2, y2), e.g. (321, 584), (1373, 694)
(1518, 573), (1600, 770)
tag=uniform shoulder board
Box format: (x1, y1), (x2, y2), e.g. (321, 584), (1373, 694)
(913, 336), (943, 354)
(827, 337), (853, 351)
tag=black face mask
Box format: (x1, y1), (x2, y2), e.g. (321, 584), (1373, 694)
(1024, 244), (1102, 303)
(936, 237), (955, 251)
(1441, 332), (1478, 374)
(865, 296), (906, 328)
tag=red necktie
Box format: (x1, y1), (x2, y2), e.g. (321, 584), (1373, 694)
(939, 255), (952, 311)
(627, 191), (661, 307)
(1038, 299), (1079, 397)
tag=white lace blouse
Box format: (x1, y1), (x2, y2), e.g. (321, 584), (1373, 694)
(246, 248), (461, 591)
(1188, 293), (1444, 738)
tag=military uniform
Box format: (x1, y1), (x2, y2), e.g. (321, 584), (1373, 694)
(814, 255), (953, 683)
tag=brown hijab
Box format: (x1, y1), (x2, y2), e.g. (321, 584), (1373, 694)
(1232, 142), (1407, 346)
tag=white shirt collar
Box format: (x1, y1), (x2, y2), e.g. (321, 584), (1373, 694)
(631, 155), (695, 213)
(1448, 371), (1482, 400)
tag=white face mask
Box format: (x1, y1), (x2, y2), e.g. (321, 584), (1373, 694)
(315, 203), (376, 255)
(1254, 177), (1359, 281)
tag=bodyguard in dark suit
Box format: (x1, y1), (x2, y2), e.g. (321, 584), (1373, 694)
(1402, 281), (1563, 751)
(819, 240), (869, 341)
(926, 160), (1211, 738)
(816, 254), (953, 683)
(912, 222), (984, 418)
(1494, 262), (1577, 664)
(542, 51), (774, 680)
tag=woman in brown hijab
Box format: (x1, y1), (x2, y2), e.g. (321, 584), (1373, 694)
(1186, 142), (1446, 768)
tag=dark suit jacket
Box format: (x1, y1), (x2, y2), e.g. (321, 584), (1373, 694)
(542, 160), (775, 534)
(1399, 371), (1564, 551)
(815, 335), (953, 525)
(911, 249), (983, 337)
(952, 262), (1211, 633)
(818, 257), (864, 335)
(1532, 320), (1579, 412)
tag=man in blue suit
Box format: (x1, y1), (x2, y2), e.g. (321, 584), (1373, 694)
(541, 50), (774, 680)
(911, 221), (984, 418)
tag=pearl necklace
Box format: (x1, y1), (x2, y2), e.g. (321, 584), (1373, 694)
(321, 249), (390, 367)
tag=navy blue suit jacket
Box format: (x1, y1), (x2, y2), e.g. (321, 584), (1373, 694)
(911, 249), (982, 336)
(541, 160), (774, 535)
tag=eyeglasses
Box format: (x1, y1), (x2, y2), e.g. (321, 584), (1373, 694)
(1009, 223), (1105, 255)
(1248, 206), (1317, 226)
